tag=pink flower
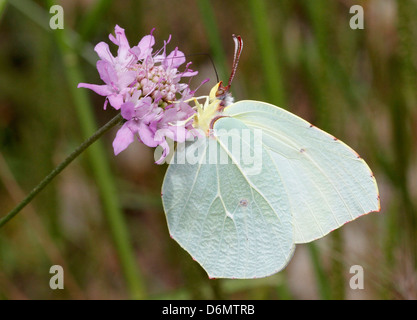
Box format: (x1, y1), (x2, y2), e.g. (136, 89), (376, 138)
(78, 25), (143, 109)
(78, 25), (202, 163)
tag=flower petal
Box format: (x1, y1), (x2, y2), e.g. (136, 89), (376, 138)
(96, 60), (118, 86)
(109, 25), (130, 48)
(129, 46), (142, 59)
(138, 122), (158, 147)
(94, 42), (114, 63)
(113, 122), (135, 155)
(117, 70), (136, 89)
(181, 70), (198, 77)
(120, 101), (135, 120)
(107, 94), (124, 110)
(134, 97), (154, 118)
(137, 35), (155, 60)
(77, 83), (112, 96)
(155, 139), (170, 164)
(164, 49), (185, 68)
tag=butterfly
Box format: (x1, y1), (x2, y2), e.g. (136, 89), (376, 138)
(161, 35), (380, 279)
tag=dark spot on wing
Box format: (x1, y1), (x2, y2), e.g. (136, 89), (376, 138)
(239, 199), (249, 207)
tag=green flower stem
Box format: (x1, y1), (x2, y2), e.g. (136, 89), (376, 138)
(0, 114), (122, 228)
(46, 0), (146, 299)
(9, 0), (147, 299)
(308, 242), (332, 300)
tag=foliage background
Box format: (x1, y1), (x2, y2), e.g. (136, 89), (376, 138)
(0, 0), (416, 299)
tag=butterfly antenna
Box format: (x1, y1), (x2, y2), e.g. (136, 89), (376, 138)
(216, 34), (243, 104)
(164, 52), (219, 83)
(227, 34), (243, 88)
(188, 53), (219, 83)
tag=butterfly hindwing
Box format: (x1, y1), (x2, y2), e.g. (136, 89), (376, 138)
(162, 117), (295, 279)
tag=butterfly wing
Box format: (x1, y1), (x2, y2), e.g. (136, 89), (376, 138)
(162, 117), (295, 279)
(223, 100), (380, 244)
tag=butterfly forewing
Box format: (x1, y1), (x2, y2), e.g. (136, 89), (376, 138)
(223, 100), (380, 243)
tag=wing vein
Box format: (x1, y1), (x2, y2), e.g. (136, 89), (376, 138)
(172, 145), (208, 234)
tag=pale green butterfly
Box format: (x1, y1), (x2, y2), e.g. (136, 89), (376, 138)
(161, 35), (380, 279)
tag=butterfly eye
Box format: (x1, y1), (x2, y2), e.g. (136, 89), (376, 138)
(216, 88), (225, 97)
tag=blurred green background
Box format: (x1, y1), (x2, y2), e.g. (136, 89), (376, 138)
(0, 0), (416, 300)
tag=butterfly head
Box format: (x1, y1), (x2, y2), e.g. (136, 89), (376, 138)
(209, 34), (243, 108)
(210, 81), (234, 108)
(192, 35), (243, 135)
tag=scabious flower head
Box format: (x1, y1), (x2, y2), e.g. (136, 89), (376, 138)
(78, 25), (201, 163)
